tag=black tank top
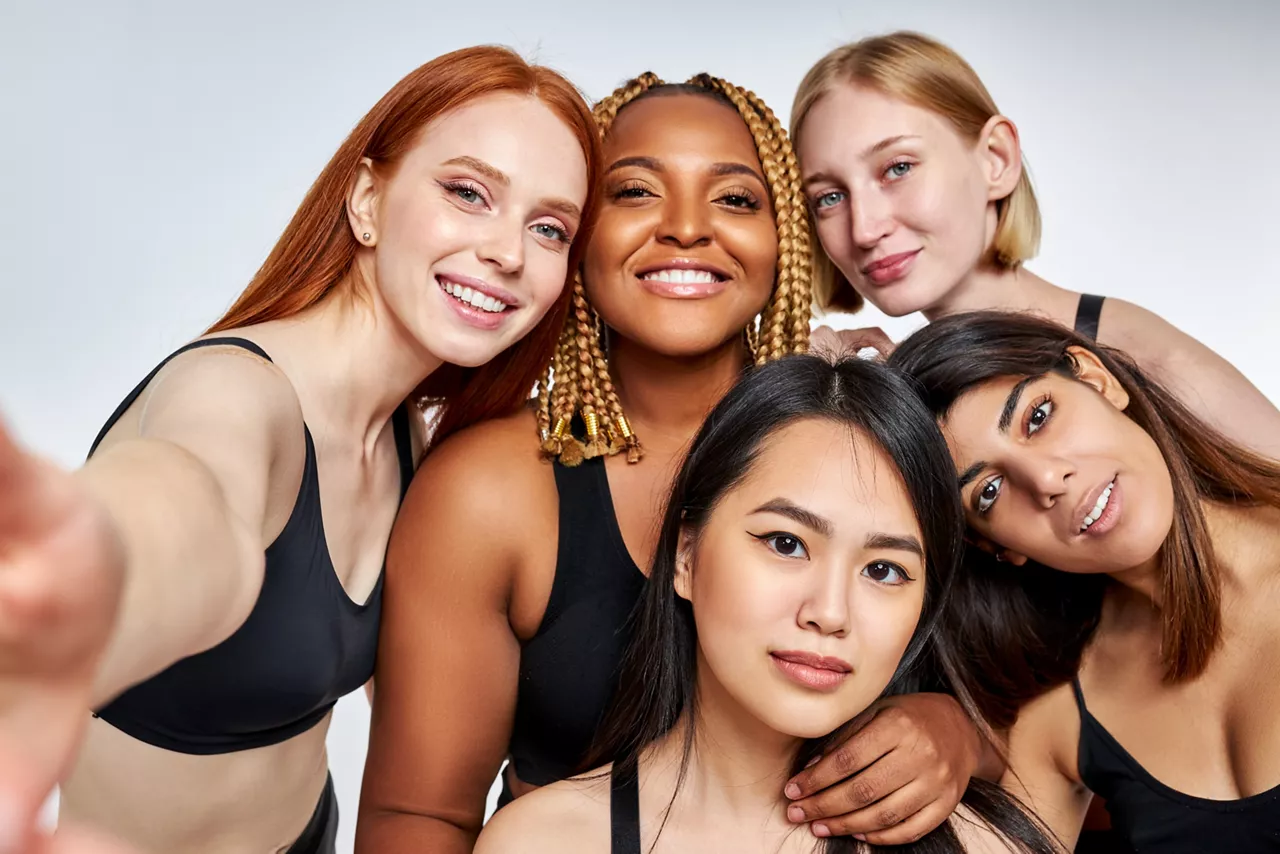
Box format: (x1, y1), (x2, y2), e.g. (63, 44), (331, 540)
(610, 760), (642, 854)
(90, 337), (414, 754)
(508, 456), (648, 787)
(1071, 679), (1280, 852)
(1074, 293), (1106, 341)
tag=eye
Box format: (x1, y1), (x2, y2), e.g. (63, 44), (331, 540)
(716, 187), (762, 210)
(1027, 397), (1054, 435)
(612, 181), (654, 201)
(812, 190), (845, 210)
(532, 222), (570, 243)
(863, 560), (912, 585)
(884, 161), (913, 181)
(755, 532), (810, 560)
(442, 180), (486, 206)
(976, 475), (1002, 514)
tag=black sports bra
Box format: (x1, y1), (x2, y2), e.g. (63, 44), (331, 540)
(1074, 293), (1106, 341)
(1072, 679), (1280, 852)
(91, 337), (414, 754)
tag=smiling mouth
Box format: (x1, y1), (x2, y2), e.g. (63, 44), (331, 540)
(639, 268), (725, 285)
(437, 278), (512, 314)
(1080, 479), (1115, 532)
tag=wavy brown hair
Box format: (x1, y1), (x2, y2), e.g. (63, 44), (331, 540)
(888, 311), (1280, 727)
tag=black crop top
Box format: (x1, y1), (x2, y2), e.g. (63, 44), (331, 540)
(1072, 679), (1280, 852)
(507, 456), (647, 788)
(90, 337), (414, 754)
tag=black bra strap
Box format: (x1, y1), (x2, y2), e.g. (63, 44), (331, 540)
(1070, 676), (1089, 716)
(610, 760), (641, 854)
(88, 337), (273, 457)
(1073, 294), (1106, 342)
(391, 404), (415, 499)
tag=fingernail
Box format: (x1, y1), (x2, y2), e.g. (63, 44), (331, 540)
(854, 834), (867, 841)
(804, 755), (821, 769)
(787, 805), (805, 822)
(813, 823), (831, 838)
(784, 783), (801, 800)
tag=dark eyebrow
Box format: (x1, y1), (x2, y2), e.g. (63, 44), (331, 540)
(750, 498), (833, 537)
(442, 156), (509, 187)
(865, 532), (924, 558)
(607, 155), (662, 174)
(999, 376), (1037, 434)
(957, 461), (987, 489)
(710, 161), (768, 188)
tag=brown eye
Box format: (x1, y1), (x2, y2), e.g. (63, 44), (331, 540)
(977, 476), (1002, 514)
(863, 561), (910, 585)
(1028, 400), (1053, 435)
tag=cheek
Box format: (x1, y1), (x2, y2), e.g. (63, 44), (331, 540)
(850, 589), (923, 683)
(692, 555), (790, 639)
(524, 244), (572, 312)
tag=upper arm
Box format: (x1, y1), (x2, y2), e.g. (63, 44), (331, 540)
(356, 412), (557, 852)
(999, 685), (1089, 852)
(1101, 300), (1280, 459)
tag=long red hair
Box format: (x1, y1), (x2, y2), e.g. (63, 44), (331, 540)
(209, 45), (601, 448)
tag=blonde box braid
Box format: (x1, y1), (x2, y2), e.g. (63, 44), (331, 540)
(538, 72), (812, 465)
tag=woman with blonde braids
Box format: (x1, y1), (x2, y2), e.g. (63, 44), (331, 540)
(357, 71), (989, 854)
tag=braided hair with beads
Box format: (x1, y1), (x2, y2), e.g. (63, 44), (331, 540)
(536, 72), (813, 466)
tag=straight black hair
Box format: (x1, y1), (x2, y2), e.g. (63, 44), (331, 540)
(588, 354), (1056, 853)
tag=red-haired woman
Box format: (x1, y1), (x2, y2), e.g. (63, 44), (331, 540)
(0, 45), (599, 854)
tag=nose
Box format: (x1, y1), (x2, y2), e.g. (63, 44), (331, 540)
(1011, 450), (1073, 510)
(849, 187), (894, 250)
(796, 563), (851, 637)
(478, 214), (525, 275)
(656, 188), (712, 249)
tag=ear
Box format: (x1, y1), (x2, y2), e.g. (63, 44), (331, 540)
(673, 527), (697, 602)
(1066, 345), (1130, 411)
(346, 156), (380, 247)
(978, 115), (1022, 202)
(965, 531), (1028, 566)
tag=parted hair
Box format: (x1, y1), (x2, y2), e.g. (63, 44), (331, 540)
(536, 73), (813, 466)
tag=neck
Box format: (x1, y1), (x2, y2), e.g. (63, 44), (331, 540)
(645, 653), (801, 821)
(243, 272), (442, 454)
(922, 262), (1076, 324)
(608, 331), (749, 455)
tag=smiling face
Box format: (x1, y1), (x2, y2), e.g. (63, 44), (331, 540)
(581, 92), (779, 358)
(941, 350), (1175, 575)
(352, 92), (589, 368)
(674, 417), (926, 739)
(797, 83), (1017, 318)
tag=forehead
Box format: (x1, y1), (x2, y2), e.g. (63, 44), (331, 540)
(799, 83), (961, 162)
(606, 93), (760, 167)
(406, 92), (587, 193)
(729, 418), (921, 535)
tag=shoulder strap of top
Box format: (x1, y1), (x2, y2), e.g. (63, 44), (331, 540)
(391, 404), (414, 499)
(88, 337), (273, 457)
(1070, 675), (1089, 716)
(610, 760), (641, 854)
(1073, 294), (1106, 342)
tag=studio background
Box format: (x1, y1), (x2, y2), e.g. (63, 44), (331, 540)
(2, 1), (1276, 851)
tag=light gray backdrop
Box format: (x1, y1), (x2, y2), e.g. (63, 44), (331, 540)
(2, 1), (1277, 851)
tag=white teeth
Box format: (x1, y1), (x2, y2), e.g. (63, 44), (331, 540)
(642, 268), (719, 285)
(438, 279), (509, 313)
(1080, 481), (1115, 531)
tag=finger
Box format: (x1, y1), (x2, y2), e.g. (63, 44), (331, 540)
(785, 704), (890, 798)
(809, 326), (842, 359)
(833, 326), (896, 357)
(808, 780), (937, 838)
(857, 797), (955, 846)
(788, 752), (917, 824)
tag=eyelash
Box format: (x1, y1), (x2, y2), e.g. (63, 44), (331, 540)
(1024, 393), (1054, 436)
(716, 186), (762, 210)
(883, 159), (915, 181)
(609, 181), (761, 210)
(533, 222), (571, 243)
(864, 560), (913, 585)
(751, 531), (809, 560)
(441, 180), (487, 206)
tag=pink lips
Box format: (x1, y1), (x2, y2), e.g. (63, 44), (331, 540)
(770, 651), (852, 692)
(435, 273), (519, 332)
(1078, 477), (1123, 538)
(861, 249), (921, 286)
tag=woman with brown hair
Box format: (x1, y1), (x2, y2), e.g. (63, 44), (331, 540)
(0, 45), (599, 854)
(790, 31), (1280, 460)
(359, 70), (998, 854)
(889, 311), (1280, 852)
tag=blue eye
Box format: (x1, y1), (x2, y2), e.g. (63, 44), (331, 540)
(443, 181), (486, 205)
(885, 162), (913, 180)
(532, 222), (570, 243)
(863, 560), (911, 585)
(812, 190), (845, 210)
